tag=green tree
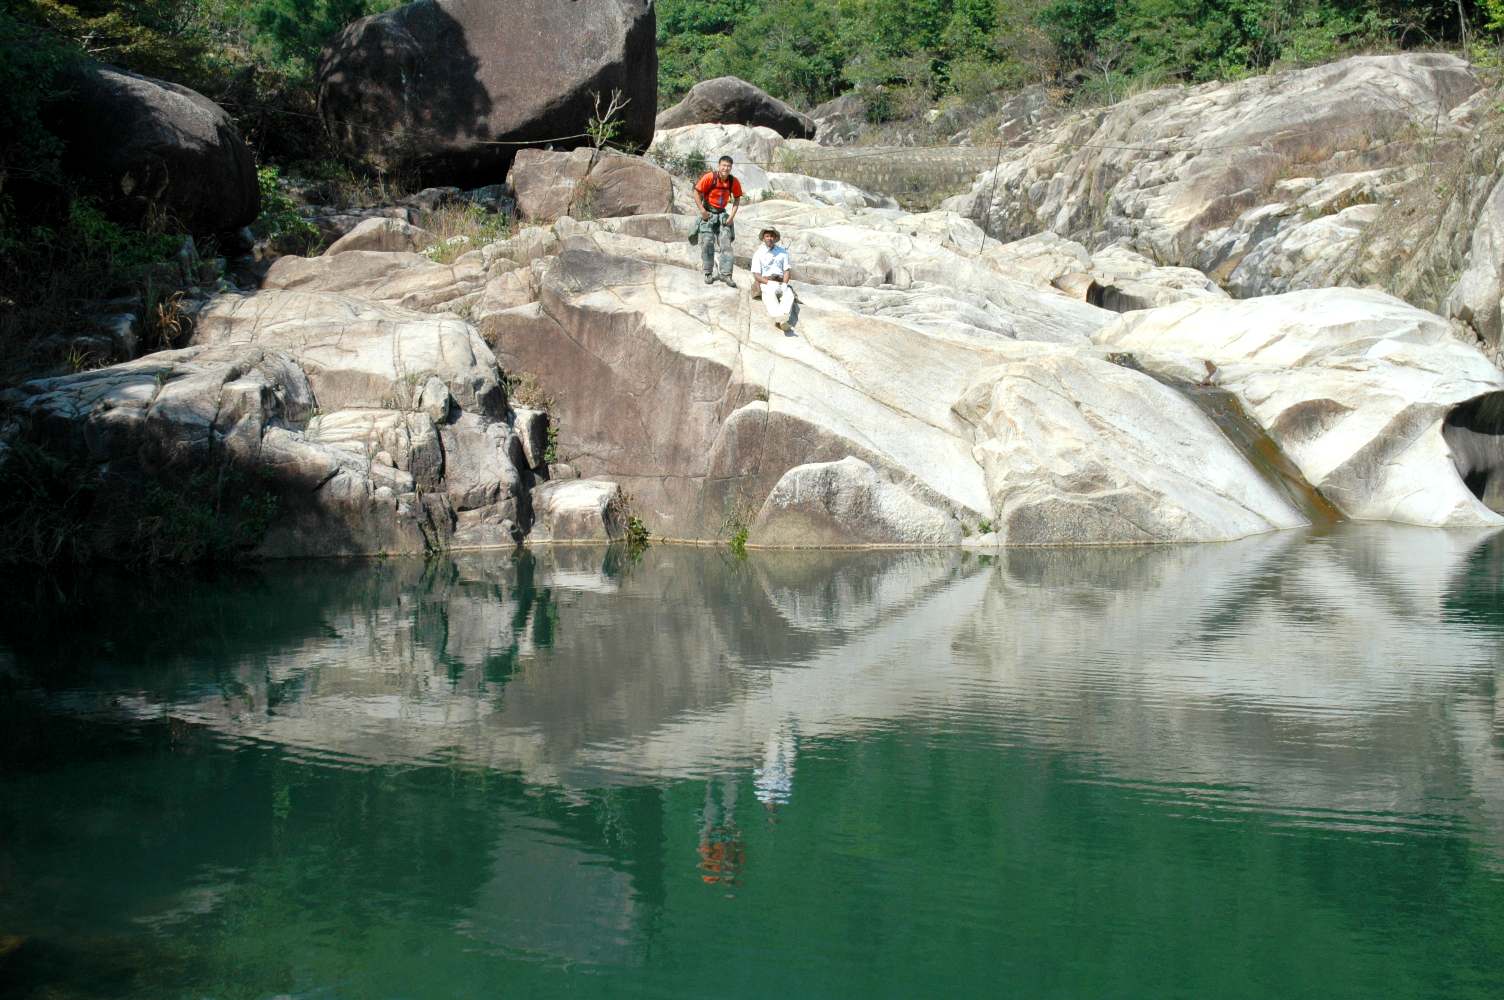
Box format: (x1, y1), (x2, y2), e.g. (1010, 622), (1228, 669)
(243, 0), (401, 75)
(715, 0), (849, 105)
(0, 11), (77, 211)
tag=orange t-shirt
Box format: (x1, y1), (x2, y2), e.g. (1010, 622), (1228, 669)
(695, 171), (743, 210)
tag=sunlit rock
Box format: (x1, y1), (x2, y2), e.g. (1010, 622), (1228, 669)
(955, 346), (1308, 544)
(750, 457), (963, 547)
(946, 54), (1479, 298)
(324, 216), (436, 255)
(1097, 288), (1504, 527)
(529, 479), (626, 543)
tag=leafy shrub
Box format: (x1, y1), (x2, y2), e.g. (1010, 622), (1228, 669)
(648, 143), (709, 180)
(624, 516), (650, 556)
(655, 0), (1462, 125)
(251, 166), (320, 253)
(720, 498), (758, 558)
(0, 11), (76, 211)
(543, 424), (559, 464)
(135, 471), (280, 565)
(0, 438), (280, 567)
(61, 199), (182, 272)
(1, 195), (184, 377)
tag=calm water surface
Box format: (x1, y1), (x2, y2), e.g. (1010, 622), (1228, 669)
(2, 527), (1504, 998)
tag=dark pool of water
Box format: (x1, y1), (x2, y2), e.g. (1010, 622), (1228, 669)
(2, 526), (1503, 998)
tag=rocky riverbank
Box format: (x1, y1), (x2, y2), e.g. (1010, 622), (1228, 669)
(7, 119), (1504, 557)
(5, 25), (1504, 560)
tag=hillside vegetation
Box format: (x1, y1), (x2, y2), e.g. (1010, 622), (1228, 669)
(659, 0), (1492, 113)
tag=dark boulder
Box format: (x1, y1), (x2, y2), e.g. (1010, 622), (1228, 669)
(655, 76), (816, 139)
(508, 148), (672, 222)
(809, 93), (866, 146)
(53, 64), (259, 236)
(317, 0), (657, 186)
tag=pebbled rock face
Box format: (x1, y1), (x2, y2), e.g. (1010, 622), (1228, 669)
(53, 63), (259, 236)
(945, 54), (1479, 298)
(317, 0), (657, 184)
(656, 76), (816, 139)
(1096, 288), (1504, 528)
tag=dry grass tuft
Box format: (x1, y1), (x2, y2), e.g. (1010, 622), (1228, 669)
(415, 203), (510, 263)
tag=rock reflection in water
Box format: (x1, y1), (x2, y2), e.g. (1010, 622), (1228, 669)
(6, 526), (1504, 860)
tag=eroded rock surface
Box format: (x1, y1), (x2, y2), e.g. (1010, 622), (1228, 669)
(325, 217), (436, 255)
(478, 200), (1152, 543)
(9, 286), (537, 557)
(1446, 173), (1504, 350)
(945, 54), (1480, 299)
(530, 480), (626, 543)
(955, 346), (1306, 544)
(1096, 289), (1504, 527)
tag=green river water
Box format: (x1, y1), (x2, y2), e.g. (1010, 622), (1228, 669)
(2, 526), (1503, 998)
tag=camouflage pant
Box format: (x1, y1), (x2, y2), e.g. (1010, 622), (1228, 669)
(699, 213), (735, 277)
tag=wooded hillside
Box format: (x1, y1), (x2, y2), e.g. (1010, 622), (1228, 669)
(659, 0), (1491, 111)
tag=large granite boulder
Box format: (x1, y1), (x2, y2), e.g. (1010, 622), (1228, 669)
(324, 217), (436, 255)
(987, 234), (1228, 311)
(9, 347), (444, 558)
(474, 202), (1323, 546)
(317, 0), (657, 184)
(508, 148), (673, 222)
(953, 346), (1306, 544)
(260, 247), (488, 313)
(750, 457), (963, 547)
(53, 63), (259, 236)
(656, 76), (816, 139)
(15, 140), (1504, 557)
(650, 123), (788, 192)
(528, 479), (627, 543)
(945, 54), (1479, 298)
(762, 173), (897, 211)
(191, 288), (506, 417)
(1096, 288), (1504, 528)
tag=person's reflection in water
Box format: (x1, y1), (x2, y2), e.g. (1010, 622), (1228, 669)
(753, 723), (797, 814)
(697, 777), (745, 886)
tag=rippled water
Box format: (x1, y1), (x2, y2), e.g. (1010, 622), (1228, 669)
(2, 526), (1504, 998)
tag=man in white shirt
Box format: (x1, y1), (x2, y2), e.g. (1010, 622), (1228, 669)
(750, 228), (794, 330)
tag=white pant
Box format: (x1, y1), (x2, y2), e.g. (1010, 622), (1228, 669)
(755, 281), (794, 322)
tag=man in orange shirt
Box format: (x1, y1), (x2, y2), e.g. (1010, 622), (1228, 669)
(694, 155), (742, 286)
